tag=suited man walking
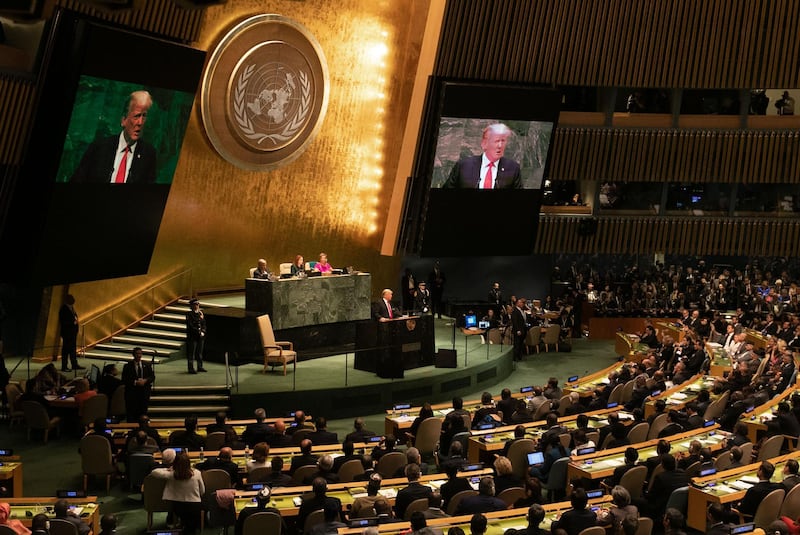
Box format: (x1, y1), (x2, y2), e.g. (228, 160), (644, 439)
(443, 123), (522, 189)
(121, 347), (155, 423)
(511, 298), (528, 361)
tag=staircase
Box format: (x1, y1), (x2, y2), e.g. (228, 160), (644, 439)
(148, 384), (232, 420)
(83, 302), (191, 365)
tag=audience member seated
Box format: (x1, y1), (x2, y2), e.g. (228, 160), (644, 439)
(54, 499), (91, 535)
(510, 399), (535, 423)
(305, 454), (339, 484)
(449, 397), (472, 429)
(207, 411), (235, 436)
(705, 503), (732, 535)
(502, 425), (527, 457)
(597, 486), (637, 531)
(234, 487), (284, 535)
(345, 417), (376, 443)
(645, 454), (688, 519)
(493, 456), (521, 495)
(126, 415), (163, 449)
(285, 410), (315, 435)
(472, 392), (500, 429)
(351, 473), (383, 518)
(371, 434), (397, 462)
(470, 513), (488, 535)
(297, 478), (342, 531)
(537, 413), (568, 451)
(394, 447), (429, 477)
(422, 492), (449, 520)
(407, 403), (434, 444)
(289, 439), (318, 474)
(309, 500), (346, 535)
(85, 417), (118, 457)
(30, 514), (49, 535)
(440, 463), (472, 512)
(197, 446), (239, 486)
(456, 476), (506, 515)
(662, 508), (687, 535)
(603, 447), (638, 489)
(265, 419), (292, 448)
(0, 502), (30, 535)
(97, 514), (116, 535)
(497, 389), (517, 425)
(352, 455), (376, 482)
(333, 441), (361, 473)
(503, 503), (545, 535)
(307, 416), (338, 445)
(242, 408), (272, 446)
(440, 411), (467, 455)
(169, 415), (206, 451)
(375, 498), (400, 524)
(395, 464), (433, 520)
(73, 378), (97, 415)
(738, 461), (783, 518)
(549, 488), (596, 535)
(408, 512), (436, 535)
(246, 442), (269, 473)
(440, 441), (467, 473)
(529, 433), (568, 483)
(257, 456), (291, 487)
(513, 477), (544, 509)
(782, 459), (800, 491)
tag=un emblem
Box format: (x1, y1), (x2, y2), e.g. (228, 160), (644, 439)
(201, 15), (329, 170)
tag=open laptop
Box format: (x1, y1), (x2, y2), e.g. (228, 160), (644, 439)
(526, 451), (545, 467)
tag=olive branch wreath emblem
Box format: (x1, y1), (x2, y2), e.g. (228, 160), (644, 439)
(233, 64), (310, 145)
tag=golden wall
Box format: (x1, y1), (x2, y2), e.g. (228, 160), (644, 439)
(38, 0), (432, 352)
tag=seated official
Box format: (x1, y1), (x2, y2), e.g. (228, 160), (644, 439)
(351, 473), (384, 518)
(54, 499), (91, 535)
(297, 478), (342, 531)
(169, 415), (205, 451)
(333, 440), (361, 473)
(304, 454), (340, 484)
(440, 463), (472, 511)
(266, 419), (292, 448)
(738, 461), (783, 518)
(207, 411), (236, 436)
(242, 407), (272, 446)
(314, 252), (332, 273)
(393, 448), (429, 478)
(549, 488), (596, 535)
(253, 258), (271, 279)
(246, 442), (269, 473)
(0, 502), (30, 535)
(251, 456), (291, 487)
(307, 416), (339, 445)
(395, 464), (433, 520)
(493, 456), (522, 495)
(290, 254), (305, 276)
(345, 417), (376, 443)
(456, 476), (507, 515)
(503, 503), (545, 535)
(290, 439), (319, 474)
(197, 446), (240, 486)
(235, 487), (284, 535)
(422, 492), (449, 520)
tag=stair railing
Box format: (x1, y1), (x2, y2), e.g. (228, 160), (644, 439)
(79, 268), (193, 353)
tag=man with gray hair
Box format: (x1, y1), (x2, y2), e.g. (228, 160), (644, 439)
(444, 123), (522, 189)
(242, 407), (272, 446)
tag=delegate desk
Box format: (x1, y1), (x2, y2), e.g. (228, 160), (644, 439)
(467, 407), (628, 463)
(245, 273), (372, 330)
(6, 497), (100, 534)
(643, 374), (717, 419)
(354, 315), (434, 378)
(562, 362), (626, 398)
(740, 384), (799, 443)
(615, 333), (651, 363)
(706, 342), (733, 377)
(742, 328), (768, 350)
(568, 425), (729, 485)
(233, 468), (494, 518)
(107, 418), (278, 448)
(336, 495), (615, 535)
(0, 455), (23, 496)
(686, 450), (800, 531)
(655, 320), (687, 344)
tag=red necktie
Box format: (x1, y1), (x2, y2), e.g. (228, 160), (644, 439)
(482, 161), (494, 189)
(115, 146), (130, 183)
(387, 300), (393, 319)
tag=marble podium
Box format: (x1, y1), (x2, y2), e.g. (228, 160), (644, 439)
(245, 273), (372, 330)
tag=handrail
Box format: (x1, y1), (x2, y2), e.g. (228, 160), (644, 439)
(78, 268), (193, 353)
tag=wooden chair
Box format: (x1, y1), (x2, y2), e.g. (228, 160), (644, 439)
(647, 413), (668, 440)
(80, 394), (108, 429)
(205, 431), (226, 451)
(532, 401), (552, 421)
(292, 464), (318, 485)
(557, 394), (572, 416)
(620, 380), (636, 404)
(143, 473), (170, 529)
(714, 451), (732, 471)
(507, 438), (535, 480)
(780, 483), (800, 518)
(247, 466), (271, 483)
(740, 442), (755, 464)
(541, 325), (560, 352)
(577, 527), (606, 535)
(337, 459), (364, 483)
(48, 519), (78, 535)
(128, 453), (155, 492)
(409, 417), (443, 462)
(558, 433), (572, 450)
(21, 400), (60, 443)
(540, 457), (570, 502)
(303, 509), (328, 534)
(243, 511), (282, 535)
(109, 385), (126, 418)
(497, 486), (525, 507)
(80, 434), (115, 493)
(446, 490), (477, 515)
(733, 488), (785, 529)
(618, 465), (647, 501)
(0, 525), (19, 535)
(703, 390), (729, 421)
(4, 383), (24, 429)
(256, 314), (297, 375)
(376, 451), (407, 478)
(684, 461), (701, 479)
(626, 422), (649, 444)
(664, 486), (689, 516)
(757, 434), (785, 461)
(634, 517), (654, 535)
(525, 328), (541, 354)
(647, 464), (664, 492)
(404, 498), (429, 520)
(607, 384), (624, 405)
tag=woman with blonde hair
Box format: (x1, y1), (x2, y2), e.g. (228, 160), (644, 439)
(162, 452), (205, 535)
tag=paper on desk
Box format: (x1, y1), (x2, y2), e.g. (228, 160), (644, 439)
(741, 475), (759, 484)
(730, 480), (754, 490)
(670, 393), (688, 400)
(351, 492), (367, 499)
(595, 458), (625, 469)
(378, 488), (397, 499)
(714, 484), (736, 493)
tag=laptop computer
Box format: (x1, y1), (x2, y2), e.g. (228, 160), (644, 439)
(526, 451), (545, 467)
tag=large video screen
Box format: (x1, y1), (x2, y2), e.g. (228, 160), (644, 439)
(0, 9), (205, 285)
(416, 81), (560, 256)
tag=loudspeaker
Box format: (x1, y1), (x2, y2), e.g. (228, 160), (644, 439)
(435, 349), (457, 368)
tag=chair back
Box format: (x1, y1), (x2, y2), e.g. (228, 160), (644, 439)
(249, 267), (257, 278)
(577, 527), (606, 535)
(740, 442), (754, 464)
(620, 380), (636, 403)
(337, 459), (365, 483)
(204, 431), (226, 451)
(497, 486), (525, 507)
(292, 464), (318, 485)
(618, 465), (647, 501)
(404, 498), (429, 520)
(303, 509), (326, 534)
(558, 433), (572, 450)
(202, 468), (233, 497)
(247, 466), (272, 483)
(109, 385), (126, 417)
(714, 451), (732, 471)
(81, 394), (108, 426)
(243, 511), (282, 535)
(557, 394), (572, 416)
(647, 464), (665, 492)
(607, 384), (624, 405)
(257, 314), (277, 347)
(5, 383), (22, 411)
(542, 325), (560, 348)
(684, 461), (701, 479)
(21, 400), (51, 430)
(506, 438), (535, 480)
(143, 473), (170, 528)
(780, 482), (800, 518)
(291, 428), (314, 445)
(703, 391), (729, 421)
(279, 263), (293, 275)
(753, 488), (785, 529)
(647, 413), (668, 440)
(626, 422), (649, 444)
(634, 517), (654, 535)
(80, 434), (114, 474)
(127, 453), (155, 491)
(414, 418), (443, 459)
(376, 451), (407, 478)
(525, 328), (541, 350)
(664, 486), (689, 515)
(49, 519), (78, 535)
(446, 490), (477, 515)
(532, 401), (552, 421)
(757, 434), (784, 461)
(541, 457), (570, 498)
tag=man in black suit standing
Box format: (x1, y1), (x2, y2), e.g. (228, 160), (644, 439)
(121, 347), (155, 423)
(443, 123), (522, 189)
(373, 289), (399, 321)
(71, 90), (157, 184)
(58, 294), (83, 372)
(185, 299), (207, 374)
(511, 298), (528, 362)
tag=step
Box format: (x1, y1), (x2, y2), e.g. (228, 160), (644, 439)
(95, 343), (173, 358)
(154, 312), (186, 323)
(152, 385), (230, 393)
(165, 305), (190, 315)
(83, 349), (163, 365)
(126, 328), (186, 341)
(113, 335), (183, 350)
(150, 394), (230, 403)
(140, 320), (187, 332)
(147, 405), (230, 414)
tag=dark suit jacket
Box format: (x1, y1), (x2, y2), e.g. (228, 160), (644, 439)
(290, 453), (319, 474)
(444, 155), (522, 189)
(71, 135), (157, 184)
(121, 360), (155, 390)
(395, 482), (433, 518)
(549, 508), (597, 535)
(456, 494), (507, 515)
(648, 469), (689, 516)
(372, 298), (399, 320)
(242, 422), (273, 447)
(58, 304), (79, 338)
(739, 480), (783, 516)
(511, 307), (528, 338)
(307, 429), (339, 445)
(440, 477), (472, 510)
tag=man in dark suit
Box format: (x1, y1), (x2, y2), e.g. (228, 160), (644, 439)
(456, 477), (506, 514)
(646, 454), (688, 518)
(234, 487), (284, 535)
(297, 478), (342, 531)
(705, 502), (732, 535)
(290, 439), (319, 474)
(739, 461), (783, 517)
(782, 459), (800, 492)
(443, 123), (522, 189)
(121, 347), (155, 423)
(511, 298), (528, 362)
(373, 289), (400, 320)
(196, 446), (239, 486)
(548, 488), (597, 535)
(206, 411), (235, 436)
(497, 388), (517, 425)
(344, 417), (376, 443)
(307, 416), (338, 445)
(332, 441), (361, 473)
(242, 408), (272, 447)
(58, 294), (83, 371)
(394, 464), (433, 520)
(71, 90), (158, 184)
